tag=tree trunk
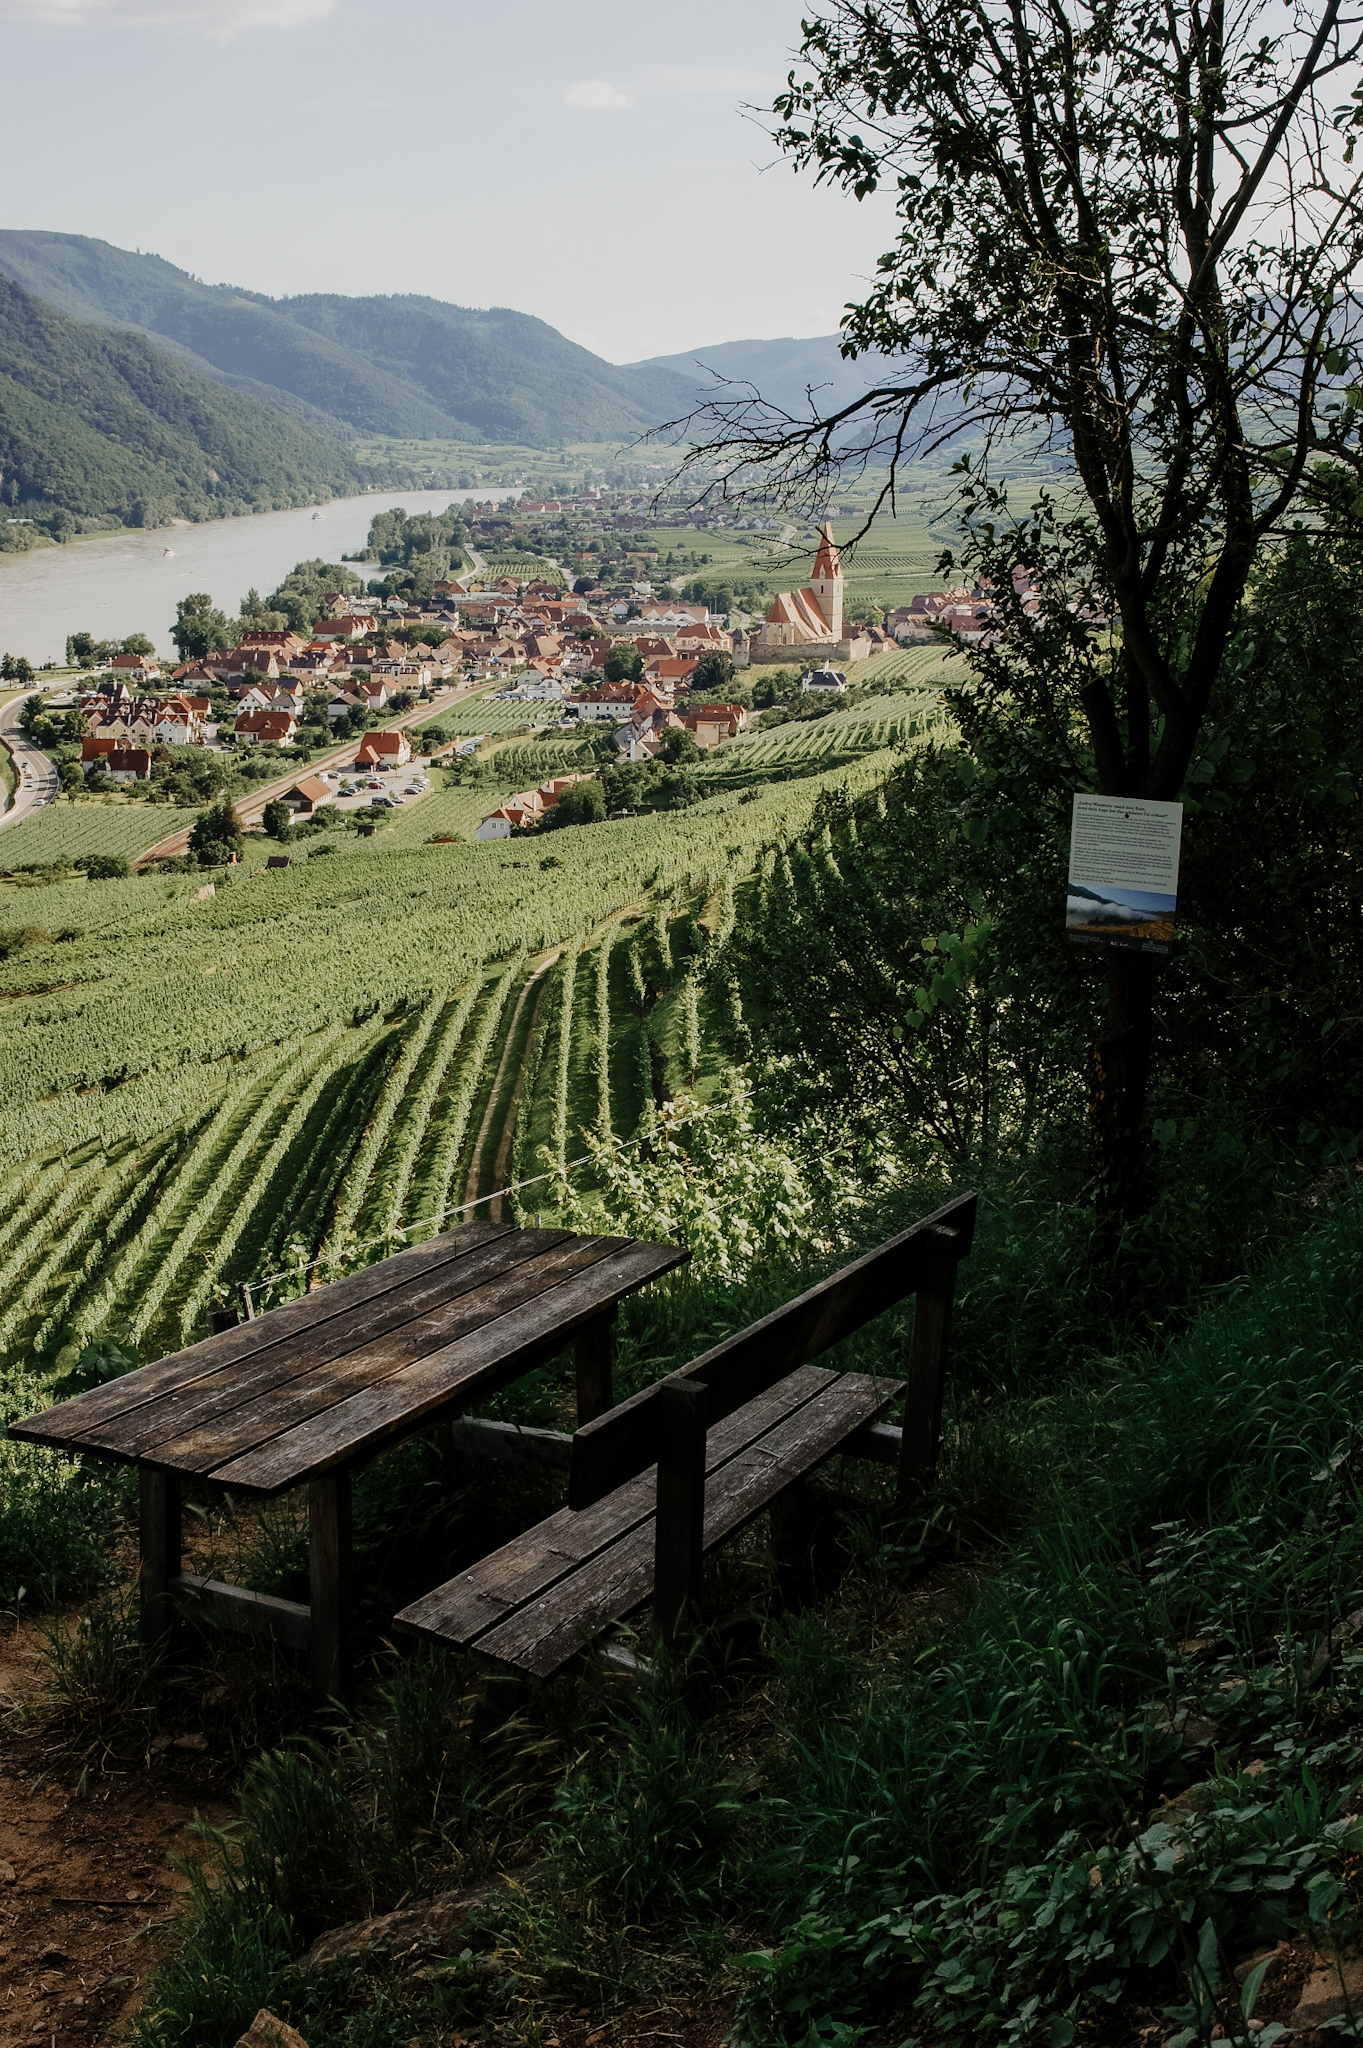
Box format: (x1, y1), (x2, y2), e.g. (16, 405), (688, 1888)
(1090, 953), (1154, 1219)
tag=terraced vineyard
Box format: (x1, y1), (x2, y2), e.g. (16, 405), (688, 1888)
(0, 744), (908, 1378)
(0, 798), (172, 869)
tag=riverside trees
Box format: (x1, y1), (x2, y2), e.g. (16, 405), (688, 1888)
(677, 0), (1363, 1215)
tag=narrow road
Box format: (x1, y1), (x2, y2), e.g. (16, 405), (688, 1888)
(0, 683), (63, 831)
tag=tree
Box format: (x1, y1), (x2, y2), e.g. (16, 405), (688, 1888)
(65, 631), (95, 668)
(604, 642), (644, 683)
(85, 853), (131, 880)
(262, 799), (292, 842)
(679, 0), (1363, 1218)
(171, 594), (230, 662)
(689, 650), (734, 699)
(553, 780), (607, 827)
(120, 633), (156, 657)
(59, 761), (84, 796)
(660, 726), (701, 765)
(188, 798), (244, 867)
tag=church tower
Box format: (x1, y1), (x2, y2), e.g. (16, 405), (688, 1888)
(808, 522), (844, 641)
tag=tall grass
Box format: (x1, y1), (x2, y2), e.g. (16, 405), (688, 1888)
(730, 1195), (1363, 2041)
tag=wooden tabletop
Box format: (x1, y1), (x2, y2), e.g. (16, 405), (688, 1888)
(10, 1221), (688, 1498)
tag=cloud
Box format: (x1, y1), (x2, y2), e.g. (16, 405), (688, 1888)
(0, 0), (332, 34)
(564, 79), (634, 110)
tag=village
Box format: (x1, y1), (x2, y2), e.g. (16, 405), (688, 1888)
(27, 517), (1034, 844)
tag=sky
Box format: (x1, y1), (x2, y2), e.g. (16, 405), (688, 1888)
(0, 0), (899, 364)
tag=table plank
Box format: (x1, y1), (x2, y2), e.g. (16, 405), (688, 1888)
(145, 1236), (627, 1476)
(206, 1239), (688, 1496)
(88, 1228), (576, 1462)
(9, 1220), (515, 1449)
(476, 1370), (901, 1679)
(398, 1366), (839, 1649)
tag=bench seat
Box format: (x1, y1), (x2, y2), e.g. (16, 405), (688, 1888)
(395, 1362), (902, 1680)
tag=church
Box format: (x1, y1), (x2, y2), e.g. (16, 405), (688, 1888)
(743, 523), (873, 666)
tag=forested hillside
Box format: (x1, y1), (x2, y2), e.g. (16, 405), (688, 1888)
(0, 231), (704, 446)
(0, 276), (392, 533)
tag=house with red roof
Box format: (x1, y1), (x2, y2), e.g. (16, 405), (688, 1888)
(355, 729), (411, 768)
(234, 710), (298, 747)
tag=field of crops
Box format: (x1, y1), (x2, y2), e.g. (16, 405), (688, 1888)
(0, 745), (901, 1373)
(0, 798), (171, 869)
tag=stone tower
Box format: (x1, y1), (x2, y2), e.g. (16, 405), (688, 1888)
(808, 522), (844, 641)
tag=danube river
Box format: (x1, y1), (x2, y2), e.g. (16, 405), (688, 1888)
(0, 488), (513, 666)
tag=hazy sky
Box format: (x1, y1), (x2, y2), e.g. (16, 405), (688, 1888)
(0, 0), (899, 364)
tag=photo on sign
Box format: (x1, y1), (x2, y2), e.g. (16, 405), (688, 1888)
(1065, 885), (1177, 947)
(1066, 793), (1183, 955)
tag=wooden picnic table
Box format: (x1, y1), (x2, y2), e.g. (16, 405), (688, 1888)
(10, 1220), (688, 1700)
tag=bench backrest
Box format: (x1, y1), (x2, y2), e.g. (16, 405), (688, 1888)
(567, 1190), (977, 1510)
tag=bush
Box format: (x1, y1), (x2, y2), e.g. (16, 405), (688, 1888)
(84, 852), (131, 880)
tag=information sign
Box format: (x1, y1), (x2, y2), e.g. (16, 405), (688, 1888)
(1066, 794), (1183, 955)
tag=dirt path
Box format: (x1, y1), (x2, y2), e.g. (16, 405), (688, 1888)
(0, 1612), (233, 2048)
(461, 953), (560, 1224)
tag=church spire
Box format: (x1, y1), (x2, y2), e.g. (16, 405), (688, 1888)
(808, 521), (844, 640)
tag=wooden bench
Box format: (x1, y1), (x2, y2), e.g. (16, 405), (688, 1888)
(394, 1192), (976, 1676)
(10, 1221), (688, 1701)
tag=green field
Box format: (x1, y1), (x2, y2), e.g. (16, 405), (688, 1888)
(0, 798), (172, 869)
(0, 745), (902, 1369)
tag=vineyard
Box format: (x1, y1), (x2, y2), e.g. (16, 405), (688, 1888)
(0, 797), (173, 869)
(0, 744), (904, 1387)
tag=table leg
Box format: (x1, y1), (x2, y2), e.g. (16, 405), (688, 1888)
(139, 1468), (181, 1655)
(574, 1308), (617, 1424)
(309, 1472), (353, 1705)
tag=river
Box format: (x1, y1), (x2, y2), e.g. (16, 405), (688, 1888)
(0, 488), (515, 666)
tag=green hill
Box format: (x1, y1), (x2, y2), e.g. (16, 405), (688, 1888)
(0, 275), (389, 530)
(0, 231), (703, 447)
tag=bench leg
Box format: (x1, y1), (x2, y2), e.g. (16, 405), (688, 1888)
(653, 1379), (707, 1659)
(139, 1468), (181, 1656)
(771, 1479), (819, 1610)
(309, 1472), (353, 1706)
(574, 1307), (617, 1424)
(899, 1240), (960, 1498)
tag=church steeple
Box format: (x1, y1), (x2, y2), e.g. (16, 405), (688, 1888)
(808, 521), (843, 640)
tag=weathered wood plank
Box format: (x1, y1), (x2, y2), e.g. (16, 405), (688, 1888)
(843, 1420), (902, 1465)
(653, 1380), (707, 1654)
(9, 1221), (514, 1449)
(395, 1368), (839, 1648)
(171, 1573), (311, 1654)
(138, 1467), (180, 1654)
(569, 1193), (975, 1510)
(448, 1416), (572, 1471)
(899, 1233), (960, 1496)
(310, 1472), (352, 1703)
(478, 1370), (901, 1680)
(573, 1310), (616, 1425)
(88, 1229), (576, 1464)
(121, 1236), (613, 1475)
(207, 1239), (688, 1497)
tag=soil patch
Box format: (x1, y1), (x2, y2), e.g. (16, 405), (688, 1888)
(0, 1610), (232, 2047)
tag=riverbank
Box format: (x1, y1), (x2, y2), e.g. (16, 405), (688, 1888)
(0, 488), (516, 666)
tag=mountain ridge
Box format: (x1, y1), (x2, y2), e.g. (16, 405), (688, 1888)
(0, 232), (704, 446)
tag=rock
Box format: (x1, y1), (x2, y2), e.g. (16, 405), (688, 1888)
(232, 2011), (308, 2048)
(149, 1734), (172, 1754)
(1292, 1950), (1363, 2030)
(299, 1887), (489, 1973)
(0, 1862), (14, 1883)
(1151, 1782), (1216, 1823)
(171, 1731), (208, 1752)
